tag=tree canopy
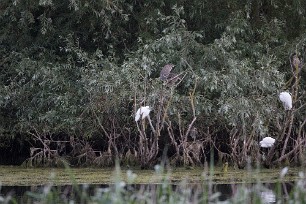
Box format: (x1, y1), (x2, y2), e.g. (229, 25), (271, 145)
(0, 0), (306, 168)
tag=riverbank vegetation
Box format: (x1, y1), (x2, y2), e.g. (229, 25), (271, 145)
(0, 164), (305, 203)
(0, 164), (302, 186)
(0, 0), (306, 168)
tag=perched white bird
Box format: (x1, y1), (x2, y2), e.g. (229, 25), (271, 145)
(135, 106), (151, 122)
(279, 92), (292, 110)
(259, 137), (276, 148)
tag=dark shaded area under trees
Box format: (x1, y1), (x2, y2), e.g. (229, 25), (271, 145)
(0, 0), (306, 169)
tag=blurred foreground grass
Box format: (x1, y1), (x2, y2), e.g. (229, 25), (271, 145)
(0, 165), (305, 203)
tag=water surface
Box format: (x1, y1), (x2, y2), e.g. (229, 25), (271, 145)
(0, 165), (301, 203)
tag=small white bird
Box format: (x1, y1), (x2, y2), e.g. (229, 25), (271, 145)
(279, 92), (292, 110)
(259, 137), (276, 148)
(135, 106), (151, 122)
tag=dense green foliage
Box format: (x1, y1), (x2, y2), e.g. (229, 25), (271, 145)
(0, 0), (306, 168)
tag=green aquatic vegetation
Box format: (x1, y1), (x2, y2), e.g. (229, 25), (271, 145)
(0, 165), (302, 186)
(0, 164), (305, 203)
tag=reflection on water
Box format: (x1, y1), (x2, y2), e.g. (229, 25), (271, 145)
(0, 182), (293, 203)
(260, 189), (276, 203)
(215, 182), (292, 203)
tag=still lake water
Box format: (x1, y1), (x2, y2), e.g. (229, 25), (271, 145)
(0, 182), (294, 203)
(0, 165), (302, 202)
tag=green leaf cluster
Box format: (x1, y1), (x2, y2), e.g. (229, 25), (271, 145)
(0, 0), (306, 166)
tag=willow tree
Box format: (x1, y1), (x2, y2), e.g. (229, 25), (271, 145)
(0, 0), (305, 167)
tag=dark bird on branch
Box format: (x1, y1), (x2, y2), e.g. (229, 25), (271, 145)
(160, 64), (175, 81)
(160, 64), (186, 87)
(290, 53), (303, 77)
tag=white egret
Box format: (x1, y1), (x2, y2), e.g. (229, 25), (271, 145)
(259, 137), (276, 148)
(135, 106), (151, 122)
(279, 92), (292, 110)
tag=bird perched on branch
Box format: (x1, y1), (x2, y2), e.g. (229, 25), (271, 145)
(291, 53), (303, 77)
(279, 91), (292, 110)
(259, 137), (275, 148)
(160, 64), (175, 81)
(160, 64), (185, 86)
(135, 106), (151, 121)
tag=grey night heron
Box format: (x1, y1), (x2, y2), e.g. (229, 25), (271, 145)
(291, 53), (303, 77)
(160, 64), (184, 86)
(160, 64), (175, 81)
